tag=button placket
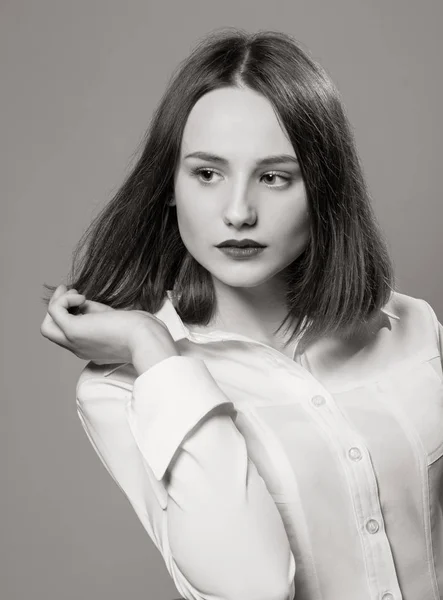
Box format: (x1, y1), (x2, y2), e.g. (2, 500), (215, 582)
(298, 384), (403, 600)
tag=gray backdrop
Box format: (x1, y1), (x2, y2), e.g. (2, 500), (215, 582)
(2, 1), (442, 599)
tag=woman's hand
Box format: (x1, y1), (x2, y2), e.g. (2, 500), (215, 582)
(40, 284), (179, 369)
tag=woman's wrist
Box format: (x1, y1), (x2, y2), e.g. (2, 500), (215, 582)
(129, 324), (179, 376)
(131, 347), (178, 376)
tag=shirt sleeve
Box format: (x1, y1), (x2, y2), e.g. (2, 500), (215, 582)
(76, 355), (296, 600)
(438, 321), (443, 360)
(421, 299), (443, 368)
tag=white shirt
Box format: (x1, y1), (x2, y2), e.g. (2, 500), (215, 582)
(76, 290), (443, 600)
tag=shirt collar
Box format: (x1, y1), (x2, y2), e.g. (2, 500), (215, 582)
(155, 290), (400, 344)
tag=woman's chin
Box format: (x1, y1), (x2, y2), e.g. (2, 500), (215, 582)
(209, 268), (277, 289)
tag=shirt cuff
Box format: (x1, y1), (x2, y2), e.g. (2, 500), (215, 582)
(124, 356), (236, 481)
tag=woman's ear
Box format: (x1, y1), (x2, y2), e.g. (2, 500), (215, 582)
(168, 196), (176, 207)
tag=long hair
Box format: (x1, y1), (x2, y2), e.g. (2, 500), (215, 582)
(42, 27), (395, 351)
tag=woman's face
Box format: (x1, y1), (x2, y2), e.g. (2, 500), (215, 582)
(173, 86), (310, 290)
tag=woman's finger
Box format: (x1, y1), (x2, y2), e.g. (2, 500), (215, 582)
(47, 293), (85, 333)
(79, 299), (114, 314)
(49, 284), (68, 305)
(49, 285), (79, 307)
(40, 316), (74, 351)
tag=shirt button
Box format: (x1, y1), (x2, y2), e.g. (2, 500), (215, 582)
(311, 394), (326, 407)
(381, 593), (394, 600)
(348, 447), (362, 461)
(366, 519), (380, 534)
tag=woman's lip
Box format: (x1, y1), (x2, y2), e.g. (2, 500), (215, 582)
(216, 245), (266, 248)
(217, 246), (266, 259)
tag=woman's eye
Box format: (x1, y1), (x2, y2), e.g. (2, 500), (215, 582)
(195, 168), (218, 183)
(261, 172), (291, 187)
(191, 168), (291, 188)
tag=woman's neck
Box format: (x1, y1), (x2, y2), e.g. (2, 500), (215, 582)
(186, 278), (298, 352)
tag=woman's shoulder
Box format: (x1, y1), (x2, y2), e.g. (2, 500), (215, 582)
(386, 290), (441, 354)
(388, 290), (440, 324)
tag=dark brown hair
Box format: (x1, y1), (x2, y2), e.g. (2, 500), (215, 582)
(42, 27), (395, 351)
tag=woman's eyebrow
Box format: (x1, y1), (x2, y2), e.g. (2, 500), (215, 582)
(183, 151), (298, 166)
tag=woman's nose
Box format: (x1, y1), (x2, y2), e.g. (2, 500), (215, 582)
(222, 188), (257, 227)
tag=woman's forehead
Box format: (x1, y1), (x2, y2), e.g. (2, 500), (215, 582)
(180, 88), (294, 160)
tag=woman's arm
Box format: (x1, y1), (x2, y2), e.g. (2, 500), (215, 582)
(76, 355), (296, 600)
(41, 286), (295, 598)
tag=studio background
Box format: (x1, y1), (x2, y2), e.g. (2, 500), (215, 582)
(2, 1), (442, 599)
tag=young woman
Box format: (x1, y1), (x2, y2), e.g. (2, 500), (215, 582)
(40, 28), (443, 600)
